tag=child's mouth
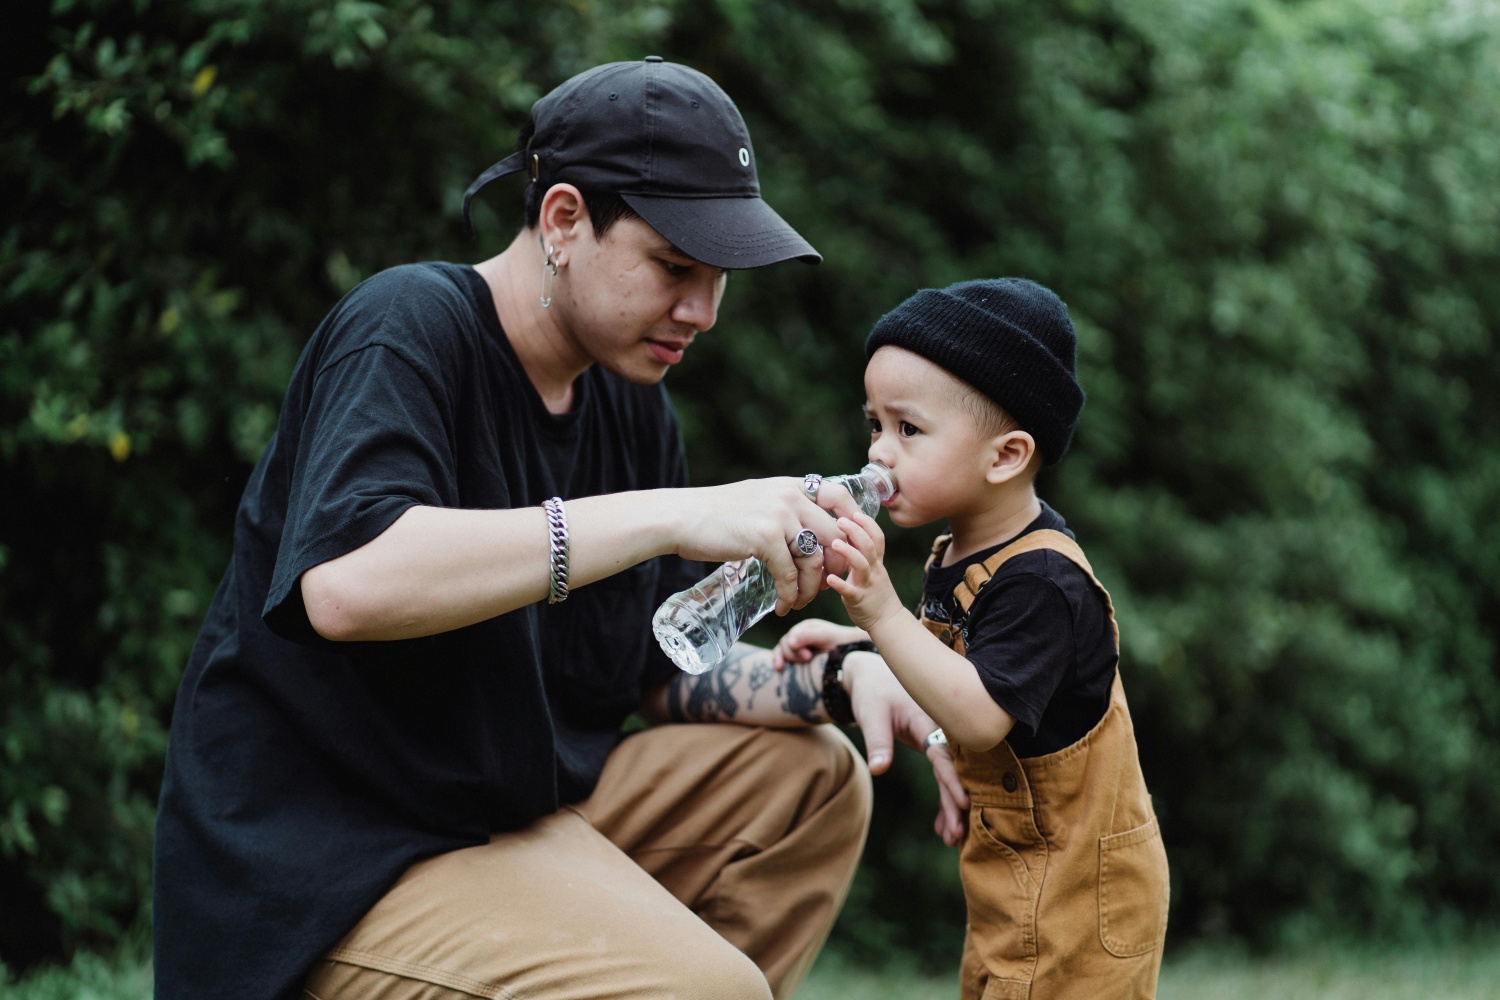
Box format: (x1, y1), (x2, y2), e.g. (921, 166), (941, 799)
(883, 490), (899, 506)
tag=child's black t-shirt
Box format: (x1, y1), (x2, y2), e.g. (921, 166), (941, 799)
(921, 503), (1116, 757)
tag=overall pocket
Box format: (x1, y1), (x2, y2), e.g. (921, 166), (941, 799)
(1098, 816), (1170, 957)
(961, 805), (1044, 978)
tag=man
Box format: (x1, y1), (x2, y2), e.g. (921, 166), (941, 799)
(153, 58), (964, 1000)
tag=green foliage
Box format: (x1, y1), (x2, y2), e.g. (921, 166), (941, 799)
(4, 0), (1499, 972)
(1033, 0), (1500, 946)
(0, 930), (151, 1000)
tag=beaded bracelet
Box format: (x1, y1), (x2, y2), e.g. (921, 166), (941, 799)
(822, 640), (876, 725)
(542, 497), (570, 604)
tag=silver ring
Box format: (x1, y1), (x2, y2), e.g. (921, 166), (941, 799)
(924, 728), (948, 749)
(802, 473), (822, 503)
(793, 528), (820, 556)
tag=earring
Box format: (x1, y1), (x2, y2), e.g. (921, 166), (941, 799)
(540, 243), (558, 309)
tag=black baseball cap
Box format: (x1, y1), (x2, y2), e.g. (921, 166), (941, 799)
(462, 57), (821, 269)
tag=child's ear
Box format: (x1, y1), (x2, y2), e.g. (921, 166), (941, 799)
(985, 430), (1036, 485)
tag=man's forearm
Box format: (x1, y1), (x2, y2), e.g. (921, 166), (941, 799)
(646, 643), (831, 727)
(302, 495), (680, 642)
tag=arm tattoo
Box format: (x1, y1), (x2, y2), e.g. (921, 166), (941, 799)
(668, 645), (750, 722)
(664, 644), (830, 726)
(746, 662), (773, 709)
(777, 653), (825, 725)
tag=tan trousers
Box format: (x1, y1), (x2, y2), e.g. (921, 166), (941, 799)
(303, 723), (872, 1000)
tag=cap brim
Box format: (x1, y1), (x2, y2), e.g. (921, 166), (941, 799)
(621, 193), (821, 269)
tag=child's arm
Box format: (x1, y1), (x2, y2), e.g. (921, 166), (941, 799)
(827, 510), (1016, 751)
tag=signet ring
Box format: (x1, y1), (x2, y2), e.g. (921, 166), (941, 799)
(793, 528), (820, 557)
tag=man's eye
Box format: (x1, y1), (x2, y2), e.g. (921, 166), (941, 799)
(660, 260), (691, 277)
(899, 421), (919, 437)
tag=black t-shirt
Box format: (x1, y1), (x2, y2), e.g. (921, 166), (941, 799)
(152, 262), (701, 1000)
(921, 503), (1116, 758)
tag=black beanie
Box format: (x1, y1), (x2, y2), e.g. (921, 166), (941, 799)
(864, 278), (1085, 466)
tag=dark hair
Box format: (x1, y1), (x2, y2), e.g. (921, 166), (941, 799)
(515, 118), (642, 238)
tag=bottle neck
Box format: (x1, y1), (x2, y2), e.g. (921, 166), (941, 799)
(856, 463), (895, 503)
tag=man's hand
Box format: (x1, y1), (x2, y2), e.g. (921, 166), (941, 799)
(842, 650), (969, 846)
(668, 478), (862, 615)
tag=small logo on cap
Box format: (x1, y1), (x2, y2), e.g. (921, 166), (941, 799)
(738, 147), (750, 167)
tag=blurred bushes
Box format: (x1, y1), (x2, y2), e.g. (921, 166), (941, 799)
(4, 0), (1499, 972)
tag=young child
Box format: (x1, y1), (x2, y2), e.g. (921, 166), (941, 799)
(780, 279), (1169, 1000)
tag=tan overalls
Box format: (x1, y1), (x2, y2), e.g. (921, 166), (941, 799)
(921, 529), (1170, 1000)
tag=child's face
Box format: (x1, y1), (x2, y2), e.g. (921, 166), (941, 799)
(863, 346), (996, 528)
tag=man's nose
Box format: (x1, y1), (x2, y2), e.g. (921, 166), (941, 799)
(673, 273), (722, 332)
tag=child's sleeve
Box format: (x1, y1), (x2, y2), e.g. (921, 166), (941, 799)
(959, 572), (1077, 740)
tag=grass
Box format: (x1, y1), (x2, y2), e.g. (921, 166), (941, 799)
(1152, 940), (1500, 1000)
(795, 940), (1500, 1000)
(6, 939), (1500, 999)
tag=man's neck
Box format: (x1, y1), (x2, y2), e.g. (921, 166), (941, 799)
(472, 231), (588, 414)
(942, 486), (1044, 566)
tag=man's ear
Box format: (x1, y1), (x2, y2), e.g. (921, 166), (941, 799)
(536, 183), (589, 261)
(985, 429), (1037, 485)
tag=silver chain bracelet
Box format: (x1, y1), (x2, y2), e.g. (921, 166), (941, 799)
(542, 497), (570, 604)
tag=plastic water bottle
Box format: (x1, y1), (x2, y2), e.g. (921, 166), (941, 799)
(652, 462), (896, 674)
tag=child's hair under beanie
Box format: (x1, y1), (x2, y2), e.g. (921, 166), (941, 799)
(864, 278), (1085, 465)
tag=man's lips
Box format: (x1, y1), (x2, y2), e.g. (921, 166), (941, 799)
(646, 338), (690, 365)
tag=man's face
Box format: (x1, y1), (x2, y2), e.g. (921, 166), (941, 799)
(555, 215), (728, 384)
(863, 346), (995, 528)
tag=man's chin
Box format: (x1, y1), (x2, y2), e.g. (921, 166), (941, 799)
(599, 356), (673, 386)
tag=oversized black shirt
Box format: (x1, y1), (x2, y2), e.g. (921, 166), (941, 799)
(153, 262), (699, 1000)
(921, 503), (1116, 758)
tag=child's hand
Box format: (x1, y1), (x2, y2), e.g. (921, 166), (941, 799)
(825, 510), (904, 632)
(771, 619), (870, 671)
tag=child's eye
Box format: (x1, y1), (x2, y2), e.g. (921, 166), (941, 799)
(867, 417), (882, 434)
(899, 421), (920, 437)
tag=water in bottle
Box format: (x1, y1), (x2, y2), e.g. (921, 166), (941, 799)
(652, 462), (895, 673)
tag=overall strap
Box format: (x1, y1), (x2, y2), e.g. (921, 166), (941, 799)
(950, 529), (1119, 646)
(923, 533), (952, 575)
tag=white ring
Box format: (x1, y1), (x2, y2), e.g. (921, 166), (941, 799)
(924, 728), (948, 749)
